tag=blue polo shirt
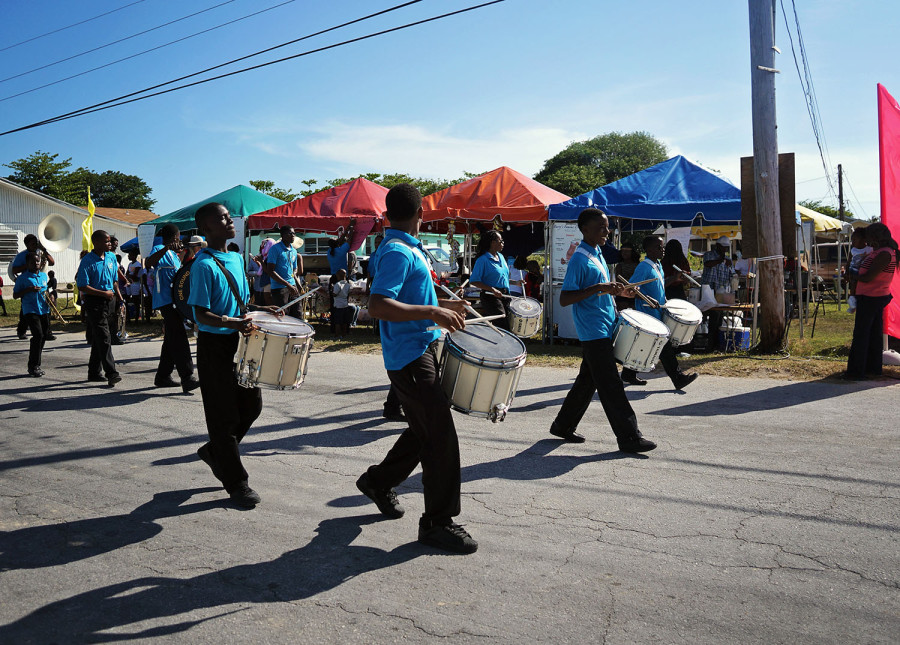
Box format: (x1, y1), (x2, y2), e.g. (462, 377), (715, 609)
(14, 271), (49, 315)
(471, 252), (510, 290)
(371, 229), (440, 371)
(188, 249), (249, 334)
(267, 241), (297, 290)
(76, 251), (118, 291)
(327, 242), (350, 275)
(631, 258), (666, 322)
(562, 242), (617, 341)
(10, 250), (29, 273)
(151, 244), (181, 308)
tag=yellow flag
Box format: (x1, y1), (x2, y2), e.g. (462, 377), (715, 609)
(82, 186), (95, 251)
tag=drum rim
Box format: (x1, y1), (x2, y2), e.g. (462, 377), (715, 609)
(245, 311), (315, 337)
(446, 322), (527, 361)
(617, 309), (671, 336)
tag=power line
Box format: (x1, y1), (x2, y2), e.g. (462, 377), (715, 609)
(779, 0), (836, 201)
(2, 0), (490, 137)
(0, 0), (299, 103)
(0, 0), (240, 84)
(841, 171), (871, 220)
(0, 0), (149, 53)
(1, 0), (506, 136)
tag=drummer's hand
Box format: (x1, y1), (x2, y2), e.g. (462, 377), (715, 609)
(620, 286), (638, 298)
(233, 316), (257, 336)
(439, 298), (469, 316)
(491, 287), (504, 298)
(603, 282), (625, 296)
(260, 305), (283, 317)
(432, 306), (465, 332)
(287, 285), (300, 298)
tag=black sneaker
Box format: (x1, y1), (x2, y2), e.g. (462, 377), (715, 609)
(154, 375), (179, 388)
(87, 374), (107, 383)
(382, 408), (407, 422)
(418, 521), (478, 554)
(197, 443), (223, 482)
(28, 367), (45, 377)
(673, 373), (698, 390)
(181, 376), (201, 393)
(356, 471), (404, 519)
(229, 483), (261, 508)
(46, 334), (57, 341)
(107, 374), (122, 387)
(618, 436), (657, 453)
(550, 422), (585, 443)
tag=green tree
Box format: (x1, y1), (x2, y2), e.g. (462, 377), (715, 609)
(3, 150), (73, 198)
(86, 170), (156, 209)
(297, 172), (480, 198)
(249, 179), (299, 202)
(798, 199), (854, 221)
(534, 131), (669, 196)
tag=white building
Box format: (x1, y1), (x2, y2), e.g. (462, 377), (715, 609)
(0, 178), (153, 283)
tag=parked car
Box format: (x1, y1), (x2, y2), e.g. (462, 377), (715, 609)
(424, 246), (455, 275)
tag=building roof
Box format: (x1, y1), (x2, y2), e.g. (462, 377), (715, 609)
(93, 207), (158, 225)
(0, 176), (89, 215)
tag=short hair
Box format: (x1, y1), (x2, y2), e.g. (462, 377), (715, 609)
(227, 242), (240, 252)
(514, 254), (529, 270)
(279, 225), (293, 236)
(577, 208), (606, 232)
(195, 202), (226, 230)
(643, 235), (663, 252)
(384, 183), (422, 223)
(23, 233), (38, 246)
(850, 227), (866, 240)
(91, 229), (109, 245)
(110, 235), (118, 242)
(160, 223), (179, 242)
(25, 251), (40, 263)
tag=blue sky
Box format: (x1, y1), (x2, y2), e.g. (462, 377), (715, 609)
(0, 0), (896, 218)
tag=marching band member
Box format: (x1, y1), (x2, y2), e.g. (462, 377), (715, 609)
(11, 234), (55, 340)
(620, 235), (698, 389)
(188, 203), (279, 508)
(266, 225), (303, 318)
(548, 208), (656, 452)
(470, 230), (511, 330)
(356, 183), (477, 554)
(146, 224), (199, 393)
(76, 230), (123, 386)
(13, 252), (50, 377)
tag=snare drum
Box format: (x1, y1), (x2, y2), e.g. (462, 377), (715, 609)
(612, 309), (670, 372)
(234, 312), (315, 390)
(661, 298), (702, 346)
(440, 323), (527, 422)
(506, 296), (542, 338)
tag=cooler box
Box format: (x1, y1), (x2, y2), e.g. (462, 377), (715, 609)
(719, 327), (751, 352)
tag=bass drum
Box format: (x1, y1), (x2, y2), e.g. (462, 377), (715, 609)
(170, 261), (195, 322)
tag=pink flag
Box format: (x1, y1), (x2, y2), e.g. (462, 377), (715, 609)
(878, 83), (900, 337)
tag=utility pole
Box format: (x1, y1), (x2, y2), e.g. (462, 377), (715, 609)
(838, 164), (845, 221)
(749, 0), (786, 352)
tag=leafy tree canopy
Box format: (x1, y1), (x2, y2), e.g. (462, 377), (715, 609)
(252, 172), (481, 201)
(534, 131), (669, 196)
(4, 150), (155, 209)
(798, 199), (855, 222)
(249, 180), (300, 203)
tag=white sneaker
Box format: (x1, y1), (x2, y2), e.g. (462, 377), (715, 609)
(848, 295), (857, 313)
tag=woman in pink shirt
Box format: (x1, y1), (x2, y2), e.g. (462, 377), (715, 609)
(843, 223), (900, 379)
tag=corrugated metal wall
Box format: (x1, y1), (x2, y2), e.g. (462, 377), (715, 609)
(0, 183), (137, 283)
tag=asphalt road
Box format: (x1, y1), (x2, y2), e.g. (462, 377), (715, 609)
(0, 327), (897, 644)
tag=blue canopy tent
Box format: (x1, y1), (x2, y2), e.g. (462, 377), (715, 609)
(547, 156), (741, 229)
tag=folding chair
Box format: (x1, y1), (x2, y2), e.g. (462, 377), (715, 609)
(810, 275), (839, 338)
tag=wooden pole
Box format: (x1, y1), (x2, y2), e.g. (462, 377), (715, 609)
(749, 0), (786, 351)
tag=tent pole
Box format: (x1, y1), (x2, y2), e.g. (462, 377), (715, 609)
(796, 227), (803, 338)
(545, 221), (552, 345)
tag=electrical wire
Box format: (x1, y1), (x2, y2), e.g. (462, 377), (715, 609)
(1, 0), (505, 137)
(0, 0), (298, 103)
(3, 0), (424, 130)
(0, 0), (240, 84)
(0, 0), (148, 53)
(841, 172), (871, 220)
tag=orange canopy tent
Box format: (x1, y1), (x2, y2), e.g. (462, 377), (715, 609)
(422, 166), (569, 228)
(247, 177), (387, 249)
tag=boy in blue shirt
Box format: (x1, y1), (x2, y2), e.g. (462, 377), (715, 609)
(620, 236), (698, 390)
(13, 252), (50, 377)
(146, 223), (199, 392)
(266, 225), (303, 317)
(75, 230), (122, 386)
(11, 233), (55, 340)
(189, 202), (280, 509)
(355, 183), (477, 554)
(549, 208), (656, 453)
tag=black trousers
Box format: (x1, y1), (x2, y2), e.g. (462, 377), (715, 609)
(272, 286), (299, 318)
(621, 341), (682, 385)
(553, 338), (642, 442)
(479, 291), (510, 330)
(83, 296), (118, 378)
(24, 313), (49, 370)
(156, 304), (195, 380)
(17, 309), (27, 336)
(197, 331), (262, 491)
(367, 347), (461, 523)
(383, 384), (401, 413)
(846, 294), (892, 377)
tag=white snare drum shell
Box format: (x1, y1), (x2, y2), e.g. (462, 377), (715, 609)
(235, 312), (315, 390)
(661, 299), (702, 346)
(613, 309), (670, 372)
(506, 296), (543, 338)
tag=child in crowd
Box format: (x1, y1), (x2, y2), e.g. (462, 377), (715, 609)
(331, 268), (352, 339)
(846, 227), (872, 313)
(14, 252), (50, 377)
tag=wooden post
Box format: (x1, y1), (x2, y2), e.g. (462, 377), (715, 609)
(749, 0), (785, 351)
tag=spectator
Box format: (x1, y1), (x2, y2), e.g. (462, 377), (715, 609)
(509, 255), (528, 297)
(661, 239), (692, 301)
(525, 259), (543, 300)
(331, 269), (354, 339)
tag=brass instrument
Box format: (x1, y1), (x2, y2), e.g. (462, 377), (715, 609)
(46, 291), (66, 324)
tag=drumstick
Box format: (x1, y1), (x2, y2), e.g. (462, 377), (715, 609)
(674, 266), (702, 288)
(426, 314), (504, 331)
(275, 289), (317, 313)
(436, 282), (482, 320)
(624, 277), (659, 288)
(616, 277), (661, 309)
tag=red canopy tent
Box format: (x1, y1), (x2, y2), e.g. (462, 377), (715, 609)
(421, 166), (569, 229)
(247, 177), (387, 249)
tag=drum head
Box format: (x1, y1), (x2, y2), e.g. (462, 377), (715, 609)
(663, 299), (702, 324)
(248, 311), (313, 336)
(619, 309), (670, 337)
(448, 322), (526, 361)
(509, 297), (541, 316)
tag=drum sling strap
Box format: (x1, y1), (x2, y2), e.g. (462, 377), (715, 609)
(573, 245), (617, 313)
(206, 252), (249, 316)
